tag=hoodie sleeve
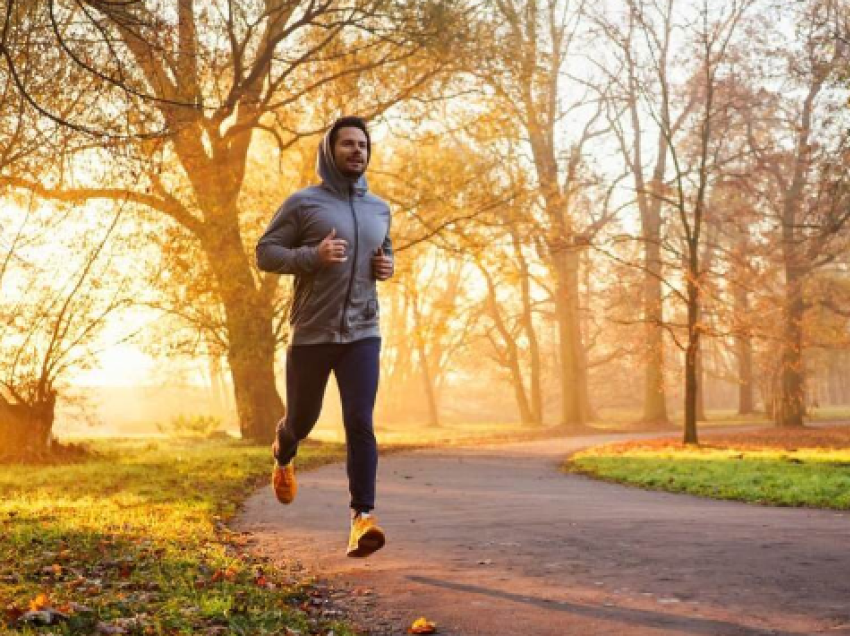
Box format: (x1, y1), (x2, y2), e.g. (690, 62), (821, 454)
(256, 195), (322, 275)
(380, 209), (394, 278)
(381, 233), (394, 278)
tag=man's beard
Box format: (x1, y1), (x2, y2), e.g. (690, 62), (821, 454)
(339, 166), (365, 179)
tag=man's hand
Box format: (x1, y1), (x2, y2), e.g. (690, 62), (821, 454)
(318, 228), (348, 266)
(372, 247), (393, 281)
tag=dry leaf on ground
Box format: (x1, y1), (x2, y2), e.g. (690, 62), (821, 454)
(408, 617), (437, 634)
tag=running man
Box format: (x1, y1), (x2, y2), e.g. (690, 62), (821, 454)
(256, 116), (393, 558)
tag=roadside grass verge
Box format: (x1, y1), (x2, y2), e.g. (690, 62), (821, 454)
(0, 438), (350, 635)
(566, 426), (850, 510)
(312, 420), (575, 448)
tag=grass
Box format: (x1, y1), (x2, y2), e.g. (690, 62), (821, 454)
(311, 420), (572, 447)
(0, 438), (352, 635)
(566, 426), (850, 509)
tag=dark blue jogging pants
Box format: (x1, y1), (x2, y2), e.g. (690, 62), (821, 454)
(274, 337), (380, 513)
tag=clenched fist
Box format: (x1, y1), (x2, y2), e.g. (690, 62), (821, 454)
(372, 247), (393, 281)
(318, 228), (348, 265)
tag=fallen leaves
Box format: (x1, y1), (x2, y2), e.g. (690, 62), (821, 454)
(0, 441), (352, 635)
(409, 616), (437, 634)
(29, 593), (51, 612)
(6, 593), (73, 626)
(95, 615), (150, 634)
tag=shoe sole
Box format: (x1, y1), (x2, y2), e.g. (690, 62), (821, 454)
(347, 527), (386, 558)
(273, 492), (295, 505)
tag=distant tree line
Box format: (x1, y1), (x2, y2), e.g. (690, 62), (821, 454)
(1, 0), (849, 454)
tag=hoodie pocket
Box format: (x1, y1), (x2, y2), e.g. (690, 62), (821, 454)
(364, 298), (379, 321)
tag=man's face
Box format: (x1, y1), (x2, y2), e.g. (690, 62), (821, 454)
(333, 127), (368, 178)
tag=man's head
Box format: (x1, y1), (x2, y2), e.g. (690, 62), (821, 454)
(329, 116), (370, 179)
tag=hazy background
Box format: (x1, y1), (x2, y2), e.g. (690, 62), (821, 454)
(2, 0), (850, 454)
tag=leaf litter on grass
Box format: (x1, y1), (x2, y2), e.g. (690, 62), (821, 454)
(0, 439), (354, 635)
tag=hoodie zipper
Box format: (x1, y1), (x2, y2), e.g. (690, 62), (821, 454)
(340, 188), (359, 335)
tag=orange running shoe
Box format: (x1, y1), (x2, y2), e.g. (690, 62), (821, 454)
(271, 442), (297, 505)
(347, 513), (386, 558)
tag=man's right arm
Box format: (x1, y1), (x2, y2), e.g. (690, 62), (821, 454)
(256, 197), (321, 275)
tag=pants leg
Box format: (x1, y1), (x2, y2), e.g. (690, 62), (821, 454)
(334, 337), (381, 512)
(275, 344), (335, 466)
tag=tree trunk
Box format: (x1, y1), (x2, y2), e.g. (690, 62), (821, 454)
(777, 266), (806, 427)
(512, 231), (543, 425)
(510, 352), (535, 426)
(695, 341), (707, 421)
(683, 260), (700, 445)
(554, 250), (591, 428)
(481, 264), (535, 426)
(418, 341), (441, 428)
(642, 266), (668, 424)
(827, 351), (848, 405)
(381, 288), (413, 418)
(200, 215), (283, 442)
(0, 394), (56, 458)
(577, 249), (595, 422)
(734, 284), (755, 414)
(773, 75), (820, 427)
(641, 193), (670, 424)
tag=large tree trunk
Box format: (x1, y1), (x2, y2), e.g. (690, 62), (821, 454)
(200, 213), (283, 442)
(827, 351), (849, 405)
(0, 394), (56, 458)
(773, 75), (821, 428)
(642, 228), (669, 424)
(554, 250), (591, 428)
(734, 284), (755, 414)
(226, 310), (283, 442)
(777, 265), (806, 427)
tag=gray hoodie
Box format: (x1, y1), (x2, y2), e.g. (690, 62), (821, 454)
(256, 130), (393, 345)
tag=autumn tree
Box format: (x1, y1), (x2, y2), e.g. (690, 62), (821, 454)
(1, 0), (464, 441)
(0, 204), (134, 457)
(747, 0), (850, 427)
(466, 0), (616, 430)
(593, 0), (689, 426)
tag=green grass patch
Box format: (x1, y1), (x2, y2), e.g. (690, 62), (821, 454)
(0, 438), (351, 635)
(567, 433), (850, 509)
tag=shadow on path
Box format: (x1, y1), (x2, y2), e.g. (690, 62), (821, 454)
(407, 575), (810, 636)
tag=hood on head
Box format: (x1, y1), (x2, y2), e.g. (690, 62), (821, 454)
(316, 128), (369, 198)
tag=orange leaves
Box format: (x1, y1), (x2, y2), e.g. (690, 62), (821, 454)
(28, 593), (51, 612)
(409, 616), (437, 634)
(208, 564), (240, 584)
(5, 593), (74, 627)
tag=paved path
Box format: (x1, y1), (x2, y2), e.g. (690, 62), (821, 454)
(235, 433), (850, 635)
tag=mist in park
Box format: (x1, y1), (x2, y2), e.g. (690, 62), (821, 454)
(3, 0), (849, 454)
(1, 2), (849, 633)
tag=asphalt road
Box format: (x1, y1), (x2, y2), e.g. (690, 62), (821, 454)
(235, 433), (850, 636)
